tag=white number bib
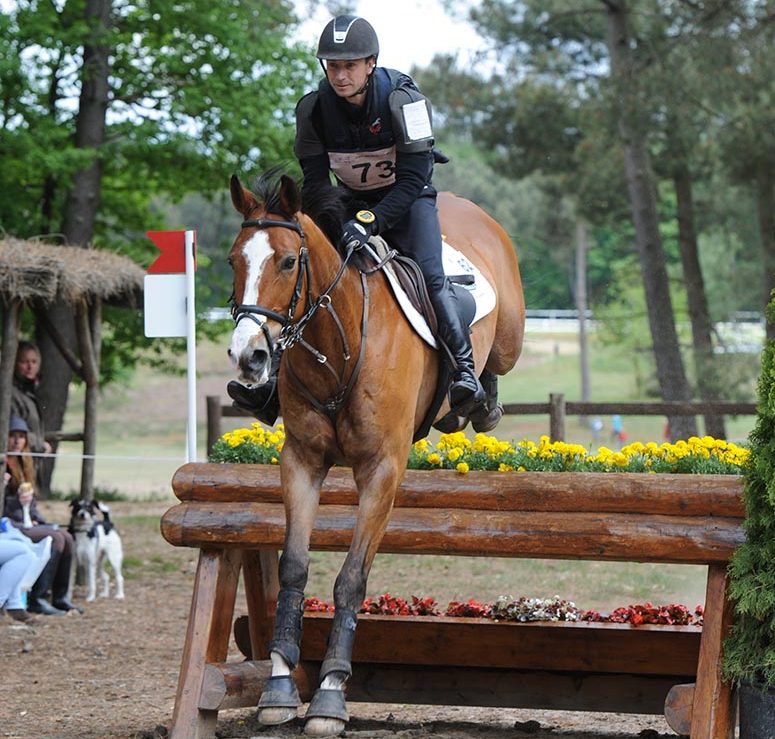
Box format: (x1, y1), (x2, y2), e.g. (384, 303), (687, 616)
(329, 146), (397, 190)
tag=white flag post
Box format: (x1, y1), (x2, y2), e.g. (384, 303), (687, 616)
(143, 229), (198, 463)
(184, 230), (197, 463)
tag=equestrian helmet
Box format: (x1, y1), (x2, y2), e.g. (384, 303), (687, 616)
(317, 15), (379, 60)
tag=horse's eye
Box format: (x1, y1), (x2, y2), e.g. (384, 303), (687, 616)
(227, 256), (233, 268)
(281, 255), (297, 271)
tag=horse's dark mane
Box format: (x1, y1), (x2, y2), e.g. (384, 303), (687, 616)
(250, 166), (288, 217)
(252, 167), (366, 250)
(300, 182), (354, 248)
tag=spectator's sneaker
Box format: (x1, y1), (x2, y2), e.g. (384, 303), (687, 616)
(5, 608), (39, 624)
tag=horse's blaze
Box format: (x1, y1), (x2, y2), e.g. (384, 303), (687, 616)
(229, 230), (275, 384)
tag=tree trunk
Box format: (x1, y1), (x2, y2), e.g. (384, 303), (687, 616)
(37, 0), (112, 494)
(62, 0), (111, 246)
(756, 170), (775, 340)
(605, 0), (697, 441)
(673, 162), (725, 439)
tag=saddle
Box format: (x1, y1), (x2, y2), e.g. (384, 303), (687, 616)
(358, 236), (476, 343)
(356, 237), (477, 440)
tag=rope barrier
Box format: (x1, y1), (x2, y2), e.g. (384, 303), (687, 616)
(4, 451), (189, 462)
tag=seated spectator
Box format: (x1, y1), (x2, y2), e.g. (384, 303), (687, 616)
(4, 418), (79, 615)
(6, 416), (36, 498)
(11, 341), (52, 496)
(0, 519), (38, 623)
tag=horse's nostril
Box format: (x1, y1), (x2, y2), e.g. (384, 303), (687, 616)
(250, 349), (268, 370)
(227, 348), (233, 358)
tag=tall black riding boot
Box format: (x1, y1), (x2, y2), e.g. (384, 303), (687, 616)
(430, 282), (486, 418)
(227, 379), (280, 427)
(52, 548), (83, 613)
(28, 549), (66, 616)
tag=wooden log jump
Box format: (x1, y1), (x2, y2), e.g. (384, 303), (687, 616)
(160, 464), (745, 739)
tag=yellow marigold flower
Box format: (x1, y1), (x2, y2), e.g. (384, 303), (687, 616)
(612, 452), (628, 467)
(427, 453), (442, 466)
(413, 439), (430, 453)
(456, 462), (469, 474)
(498, 463), (514, 472)
(270, 457), (278, 465)
(447, 448), (462, 462)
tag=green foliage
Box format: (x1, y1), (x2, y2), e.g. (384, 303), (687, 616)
(424, 1), (774, 376)
(0, 0), (317, 382)
(724, 320), (775, 687)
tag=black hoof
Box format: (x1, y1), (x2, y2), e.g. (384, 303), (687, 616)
(258, 674), (301, 710)
(305, 688), (349, 722)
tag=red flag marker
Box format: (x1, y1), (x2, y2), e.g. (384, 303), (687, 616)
(146, 230), (196, 274)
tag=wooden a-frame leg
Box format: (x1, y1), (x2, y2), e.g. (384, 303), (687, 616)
(242, 549), (280, 662)
(690, 563), (736, 739)
(169, 548), (242, 739)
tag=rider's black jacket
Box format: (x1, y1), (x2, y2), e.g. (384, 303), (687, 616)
(295, 67), (436, 234)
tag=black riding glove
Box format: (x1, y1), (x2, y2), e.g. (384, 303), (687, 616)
(339, 210), (377, 251)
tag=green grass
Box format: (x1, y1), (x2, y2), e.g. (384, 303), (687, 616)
(51, 331), (757, 495)
(303, 551), (709, 613)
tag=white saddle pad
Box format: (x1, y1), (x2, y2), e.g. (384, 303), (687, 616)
(362, 238), (496, 348)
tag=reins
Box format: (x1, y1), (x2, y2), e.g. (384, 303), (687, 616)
(230, 215), (369, 418)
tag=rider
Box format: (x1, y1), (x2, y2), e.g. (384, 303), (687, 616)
(229, 15), (487, 426)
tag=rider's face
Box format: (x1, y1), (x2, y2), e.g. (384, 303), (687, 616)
(324, 58), (375, 101)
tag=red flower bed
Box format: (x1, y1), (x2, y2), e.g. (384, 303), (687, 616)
(303, 594), (705, 626)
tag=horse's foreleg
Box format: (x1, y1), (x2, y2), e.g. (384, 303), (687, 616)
(304, 459), (401, 736)
(258, 447), (326, 727)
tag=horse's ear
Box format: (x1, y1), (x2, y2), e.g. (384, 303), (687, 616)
(230, 175), (259, 218)
(278, 175), (301, 216)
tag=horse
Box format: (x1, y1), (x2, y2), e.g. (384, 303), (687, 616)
(227, 170), (525, 736)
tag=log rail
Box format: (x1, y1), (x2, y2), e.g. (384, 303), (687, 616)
(160, 464), (744, 739)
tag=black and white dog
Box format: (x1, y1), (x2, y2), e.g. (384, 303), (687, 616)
(68, 498), (125, 601)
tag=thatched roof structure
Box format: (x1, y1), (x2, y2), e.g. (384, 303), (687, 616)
(0, 237), (147, 502)
(0, 238), (144, 305)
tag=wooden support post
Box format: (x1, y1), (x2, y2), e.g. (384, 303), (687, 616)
(690, 564), (736, 739)
(206, 395), (222, 458)
(169, 548), (242, 739)
(549, 392), (566, 441)
(0, 297), (20, 510)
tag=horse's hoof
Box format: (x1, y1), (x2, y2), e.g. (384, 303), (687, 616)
(471, 402), (504, 433)
(304, 687), (348, 735)
(304, 717), (346, 736)
(257, 674), (301, 725)
(258, 706), (298, 725)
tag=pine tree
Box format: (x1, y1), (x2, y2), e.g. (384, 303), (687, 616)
(723, 297), (775, 687)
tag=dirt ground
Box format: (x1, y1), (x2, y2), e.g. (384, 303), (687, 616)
(0, 500), (681, 739)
